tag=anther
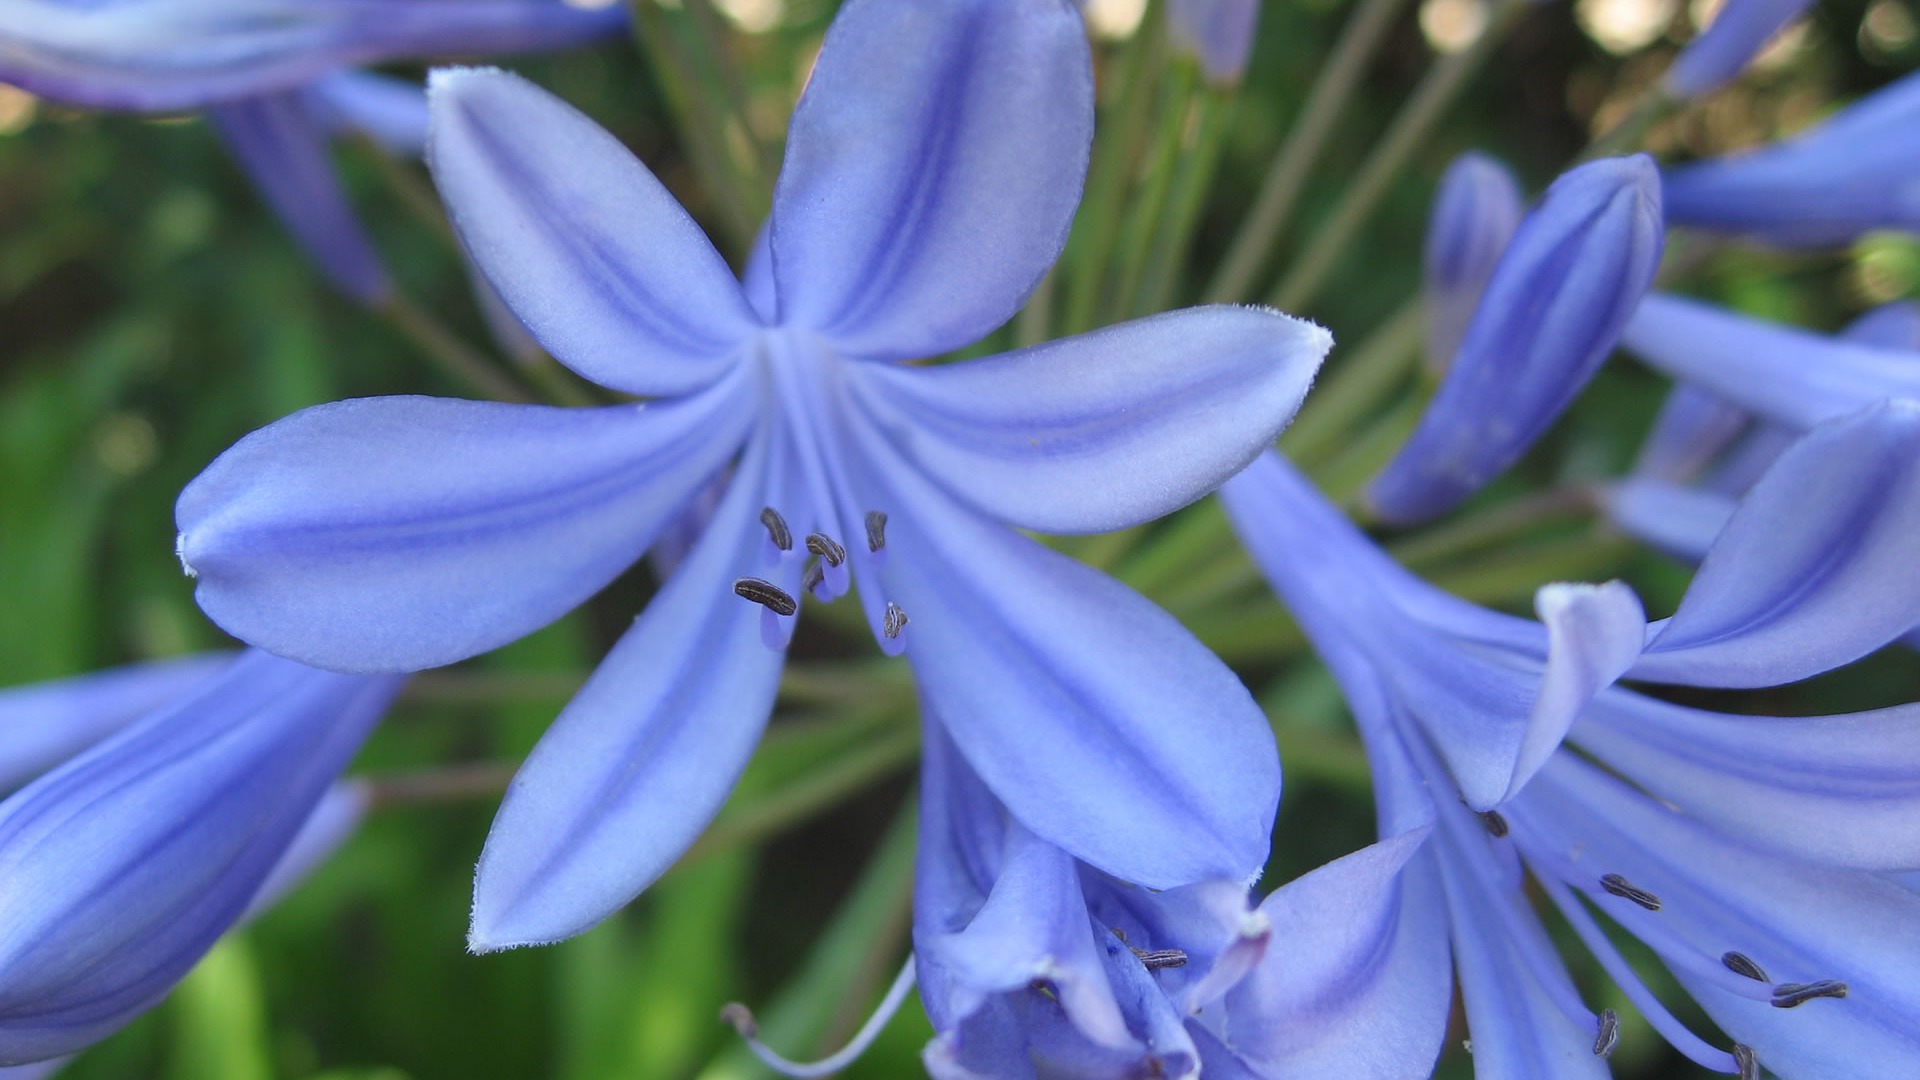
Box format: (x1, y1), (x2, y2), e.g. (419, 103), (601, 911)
(1479, 810), (1509, 838)
(1771, 980), (1848, 1008)
(1598, 872), (1661, 911)
(719, 1002), (758, 1039)
(733, 578), (797, 617)
(801, 561), (825, 596)
(883, 602), (909, 639)
(1733, 1044), (1759, 1080)
(759, 508), (792, 551)
(1592, 1009), (1619, 1058)
(1131, 947), (1189, 971)
(1721, 952), (1769, 982)
(805, 533), (846, 567)
(865, 511), (888, 552)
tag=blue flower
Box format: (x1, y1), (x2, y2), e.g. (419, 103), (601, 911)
(0, 650), (398, 1066)
(1664, 0), (1815, 99)
(1165, 0), (1260, 85)
(1221, 405), (1920, 1077)
(1662, 68), (1920, 248)
(1364, 155), (1663, 524)
(911, 711), (1447, 1080)
(0, 0), (626, 301)
(0, 652), (229, 793)
(1423, 152), (1522, 376)
(175, 0), (1331, 951)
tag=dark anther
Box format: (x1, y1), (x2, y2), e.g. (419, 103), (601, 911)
(1733, 1044), (1759, 1080)
(733, 577), (797, 617)
(1771, 980), (1848, 1008)
(883, 602), (909, 639)
(1592, 1008), (1619, 1058)
(865, 511), (888, 552)
(758, 507), (792, 551)
(801, 561), (825, 596)
(719, 1002), (758, 1038)
(805, 532), (847, 567)
(1479, 810), (1509, 838)
(1598, 873), (1661, 911)
(1130, 947), (1189, 971)
(1722, 952), (1769, 982)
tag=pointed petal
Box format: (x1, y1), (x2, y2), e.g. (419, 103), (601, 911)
(1634, 401), (1920, 686)
(1603, 477), (1735, 562)
(468, 441), (789, 948)
(176, 381), (754, 673)
(0, 654), (230, 793)
(1423, 152), (1523, 374)
(0, 652), (396, 1064)
(428, 67), (758, 396)
(1632, 384), (1751, 484)
(1502, 582), (1646, 804)
(1365, 155), (1664, 524)
(848, 307), (1329, 534)
(768, 0), (1091, 359)
(1620, 293), (1920, 431)
(1165, 0), (1260, 84)
(854, 431), (1278, 888)
(1572, 691), (1920, 871)
(1221, 830), (1452, 1078)
(209, 90), (390, 303)
(304, 70), (429, 156)
(1664, 0), (1815, 98)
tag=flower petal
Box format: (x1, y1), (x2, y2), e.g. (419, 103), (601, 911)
(768, 0), (1091, 359)
(847, 307), (1329, 533)
(1619, 293), (1920, 431)
(177, 381), (754, 673)
(1502, 582), (1646, 804)
(427, 67), (759, 396)
(1664, 0), (1815, 98)
(1166, 0), (1260, 85)
(1631, 384), (1751, 484)
(209, 89), (390, 303)
(304, 70), (429, 156)
(1634, 400), (1920, 686)
(1423, 152), (1523, 374)
(0, 654), (229, 793)
(853, 430), (1278, 888)
(1220, 830), (1452, 1078)
(0, 652), (396, 1064)
(468, 437), (789, 949)
(1602, 477), (1734, 562)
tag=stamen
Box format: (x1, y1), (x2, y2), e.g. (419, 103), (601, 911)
(801, 561), (825, 597)
(723, 956), (917, 1079)
(759, 508), (793, 551)
(1131, 947), (1189, 971)
(1592, 1008), (1619, 1057)
(733, 577), (797, 617)
(1479, 809), (1509, 838)
(1599, 872), (1661, 911)
(883, 602), (909, 640)
(1771, 979), (1848, 1008)
(805, 533), (846, 567)
(865, 511), (888, 552)
(1722, 952), (1769, 982)
(1733, 1044), (1759, 1080)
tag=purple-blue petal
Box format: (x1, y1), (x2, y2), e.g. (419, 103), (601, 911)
(1664, 0), (1815, 98)
(177, 381), (755, 673)
(303, 70), (429, 156)
(0, 653), (229, 793)
(1631, 384), (1751, 484)
(1165, 0), (1259, 85)
(846, 307), (1329, 534)
(768, 0), (1091, 360)
(1603, 476), (1734, 561)
(427, 67), (760, 396)
(1423, 152), (1523, 374)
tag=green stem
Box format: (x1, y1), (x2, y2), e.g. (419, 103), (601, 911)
(1105, 62), (1199, 324)
(1206, 0), (1415, 303)
(1061, 19), (1166, 335)
(1269, 0), (1532, 313)
(1580, 87), (1679, 163)
(366, 760), (518, 808)
(628, 0), (760, 251)
(1385, 484), (1598, 566)
(1135, 84), (1237, 314)
(1014, 265), (1057, 348)
(1277, 296), (1423, 465)
(683, 0), (779, 191)
(378, 293), (532, 403)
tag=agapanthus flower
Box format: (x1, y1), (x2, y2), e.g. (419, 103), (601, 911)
(1364, 154), (1663, 524)
(1422, 152), (1522, 376)
(176, 0), (1329, 952)
(1661, 68), (1920, 248)
(907, 710), (1447, 1080)
(1165, 0), (1259, 85)
(0, 650), (399, 1065)
(1220, 399), (1920, 1077)
(0, 0), (626, 301)
(0, 651), (227, 792)
(1663, 0), (1815, 100)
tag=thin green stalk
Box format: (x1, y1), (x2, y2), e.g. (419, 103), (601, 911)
(1061, 19), (1166, 335)
(1270, 0), (1532, 313)
(1014, 265), (1057, 348)
(682, 0), (780, 189)
(1105, 63), (1200, 324)
(1386, 484), (1598, 566)
(1278, 296), (1423, 465)
(1135, 85), (1237, 314)
(1581, 88), (1679, 163)
(1117, 496), (1234, 596)
(1312, 391), (1425, 503)
(379, 293), (532, 402)
(628, 0), (760, 250)
(365, 760), (519, 808)
(1207, 0), (1415, 302)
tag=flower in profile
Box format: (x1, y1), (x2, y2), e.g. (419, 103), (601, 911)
(0, 650), (398, 1066)
(1220, 400), (1920, 1077)
(0, 0), (627, 301)
(1661, 68), (1920, 248)
(1364, 155), (1663, 524)
(1663, 0), (1815, 100)
(1422, 152), (1522, 375)
(176, 0), (1330, 952)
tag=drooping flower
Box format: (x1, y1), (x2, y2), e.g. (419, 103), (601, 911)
(1663, 0), (1816, 100)
(1165, 0), (1259, 85)
(1364, 155), (1663, 524)
(0, 0), (627, 301)
(1422, 152), (1523, 375)
(0, 650), (399, 1065)
(1661, 68), (1920, 248)
(175, 0), (1330, 952)
(1220, 400), (1920, 1077)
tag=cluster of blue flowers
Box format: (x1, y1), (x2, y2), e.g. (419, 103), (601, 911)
(0, 0), (1915, 1077)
